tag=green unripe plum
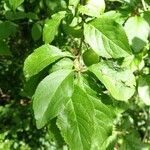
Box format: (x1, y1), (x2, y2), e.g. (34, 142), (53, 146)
(83, 50), (99, 66)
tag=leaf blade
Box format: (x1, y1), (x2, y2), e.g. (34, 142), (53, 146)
(57, 85), (95, 150)
(84, 17), (132, 58)
(33, 69), (74, 129)
(90, 95), (116, 150)
(89, 61), (136, 101)
(24, 44), (68, 79)
(9, 0), (24, 10)
(43, 11), (66, 44)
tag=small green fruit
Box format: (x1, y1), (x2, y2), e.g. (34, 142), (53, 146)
(83, 50), (99, 66)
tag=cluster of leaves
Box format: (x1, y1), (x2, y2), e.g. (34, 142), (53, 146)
(0, 0), (150, 149)
(0, 0), (68, 149)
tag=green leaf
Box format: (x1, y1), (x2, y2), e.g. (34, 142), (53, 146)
(9, 0), (24, 10)
(121, 55), (145, 72)
(0, 21), (17, 39)
(120, 131), (149, 150)
(143, 11), (150, 26)
(57, 84), (116, 149)
(44, 0), (67, 12)
(5, 11), (26, 20)
(5, 11), (38, 21)
(0, 41), (12, 56)
(79, 0), (105, 17)
(89, 61), (136, 101)
(79, 73), (103, 98)
(43, 11), (66, 44)
(24, 44), (69, 79)
(48, 118), (65, 147)
(124, 16), (149, 52)
(63, 24), (83, 38)
(100, 94), (129, 114)
(138, 75), (150, 105)
(84, 17), (132, 58)
(31, 23), (42, 41)
(90, 96), (116, 150)
(49, 58), (73, 73)
(26, 12), (38, 20)
(79, 75), (118, 149)
(57, 85), (95, 150)
(102, 10), (129, 25)
(69, 0), (80, 7)
(33, 69), (74, 129)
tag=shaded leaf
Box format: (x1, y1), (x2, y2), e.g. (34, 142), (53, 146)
(63, 23), (83, 38)
(9, 0), (24, 10)
(48, 118), (65, 147)
(26, 12), (39, 20)
(120, 131), (149, 150)
(21, 71), (47, 98)
(43, 11), (66, 44)
(143, 11), (150, 26)
(0, 41), (12, 56)
(31, 23), (42, 41)
(0, 21), (17, 39)
(5, 11), (26, 20)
